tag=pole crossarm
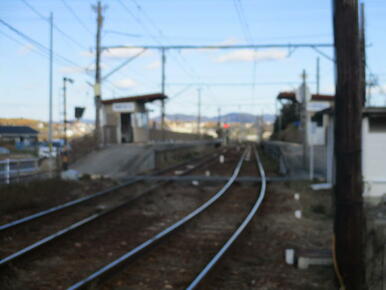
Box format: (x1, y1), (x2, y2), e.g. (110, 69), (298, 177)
(101, 43), (333, 51)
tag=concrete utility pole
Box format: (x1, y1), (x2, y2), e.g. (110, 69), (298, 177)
(48, 12), (54, 173)
(62, 77), (74, 170)
(94, 1), (103, 147)
(301, 70), (309, 167)
(333, 0), (366, 289)
(161, 48), (166, 134)
(316, 57), (320, 95)
(197, 88), (201, 136)
(217, 107), (221, 127)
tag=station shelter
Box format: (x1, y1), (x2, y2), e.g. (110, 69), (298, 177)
(100, 93), (167, 144)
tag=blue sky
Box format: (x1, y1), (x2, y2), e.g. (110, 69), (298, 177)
(1, 0), (385, 121)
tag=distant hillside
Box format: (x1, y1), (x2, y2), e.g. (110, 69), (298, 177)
(154, 113), (275, 124)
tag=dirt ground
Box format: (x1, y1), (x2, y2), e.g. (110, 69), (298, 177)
(0, 147), (336, 289)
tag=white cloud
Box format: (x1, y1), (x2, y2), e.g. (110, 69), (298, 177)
(146, 61), (161, 70)
(216, 49), (287, 63)
(81, 47), (152, 59)
(218, 37), (239, 46)
(18, 44), (36, 55)
(59, 66), (86, 74)
(112, 78), (137, 88)
(182, 37), (241, 55)
(58, 63), (110, 75)
(378, 84), (386, 94)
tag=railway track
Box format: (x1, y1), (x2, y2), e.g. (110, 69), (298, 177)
(0, 146), (266, 289)
(65, 145), (266, 289)
(0, 150), (225, 266)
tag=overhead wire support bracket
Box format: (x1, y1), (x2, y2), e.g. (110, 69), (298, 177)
(102, 48), (147, 81)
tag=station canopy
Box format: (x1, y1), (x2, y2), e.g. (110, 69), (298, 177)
(101, 93), (168, 105)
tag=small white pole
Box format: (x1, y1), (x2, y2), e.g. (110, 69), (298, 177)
(309, 123), (315, 180)
(5, 159), (10, 184)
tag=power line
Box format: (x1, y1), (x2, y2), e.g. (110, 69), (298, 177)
(0, 19), (84, 69)
(60, 0), (93, 35)
(118, 0), (204, 81)
(0, 28), (49, 59)
(104, 30), (142, 38)
(233, 0), (253, 44)
(21, 0), (87, 50)
(103, 43), (333, 50)
(166, 81), (313, 86)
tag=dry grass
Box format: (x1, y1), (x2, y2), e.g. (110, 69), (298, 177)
(0, 178), (78, 215)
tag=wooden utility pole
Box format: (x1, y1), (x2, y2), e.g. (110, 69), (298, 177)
(94, 1), (103, 147)
(316, 57), (320, 95)
(360, 3), (366, 106)
(333, 0), (366, 289)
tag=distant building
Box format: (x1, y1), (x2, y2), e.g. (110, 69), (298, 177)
(100, 93), (167, 144)
(0, 126), (38, 149)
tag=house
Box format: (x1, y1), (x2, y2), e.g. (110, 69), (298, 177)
(317, 107), (386, 201)
(0, 126), (39, 149)
(100, 93), (167, 144)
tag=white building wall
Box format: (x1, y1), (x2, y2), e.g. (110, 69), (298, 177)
(362, 117), (386, 199)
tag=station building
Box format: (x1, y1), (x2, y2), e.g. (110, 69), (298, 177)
(316, 106), (386, 201)
(100, 93), (167, 145)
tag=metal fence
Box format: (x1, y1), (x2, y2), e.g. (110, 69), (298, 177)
(0, 158), (39, 184)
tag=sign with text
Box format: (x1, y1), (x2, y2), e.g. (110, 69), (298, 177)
(307, 101), (330, 112)
(112, 102), (135, 112)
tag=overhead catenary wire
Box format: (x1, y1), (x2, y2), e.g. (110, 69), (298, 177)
(60, 0), (93, 35)
(21, 0), (87, 50)
(232, 0), (257, 103)
(0, 28), (49, 59)
(0, 19), (84, 69)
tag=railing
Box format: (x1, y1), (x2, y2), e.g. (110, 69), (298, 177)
(0, 158), (39, 184)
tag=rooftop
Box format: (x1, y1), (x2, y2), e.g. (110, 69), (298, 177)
(277, 91), (334, 102)
(0, 126), (38, 135)
(101, 93), (168, 105)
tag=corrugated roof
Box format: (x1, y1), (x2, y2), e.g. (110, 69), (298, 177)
(101, 93), (167, 105)
(0, 126), (38, 135)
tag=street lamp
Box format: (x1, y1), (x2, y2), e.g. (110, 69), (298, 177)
(62, 77), (74, 170)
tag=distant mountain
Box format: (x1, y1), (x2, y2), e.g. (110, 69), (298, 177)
(154, 113), (275, 124)
(219, 113), (257, 123)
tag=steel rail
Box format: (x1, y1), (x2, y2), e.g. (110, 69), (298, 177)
(67, 149), (248, 290)
(0, 151), (218, 232)
(0, 153), (220, 266)
(186, 146), (267, 289)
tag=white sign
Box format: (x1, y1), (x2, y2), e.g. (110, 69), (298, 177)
(112, 102), (135, 112)
(307, 101), (330, 112)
